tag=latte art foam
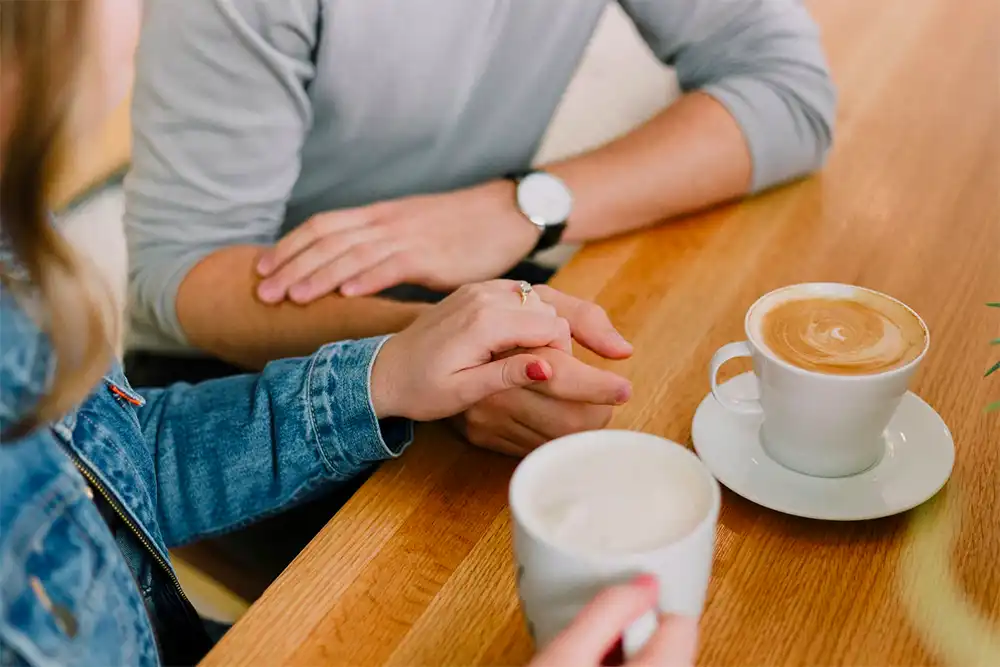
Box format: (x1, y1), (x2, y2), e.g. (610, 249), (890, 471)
(760, 296), (926, 375)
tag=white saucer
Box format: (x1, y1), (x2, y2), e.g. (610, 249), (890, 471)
(692, 372), (955, 521)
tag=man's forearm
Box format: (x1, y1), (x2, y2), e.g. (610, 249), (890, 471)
(547, 92), (753, 243)
(176, 245), (428, 369)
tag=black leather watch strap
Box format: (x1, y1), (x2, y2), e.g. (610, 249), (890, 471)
(505, 171), (568, 256)
(505, 170), (533, 182)
(532, 221), (566, 255)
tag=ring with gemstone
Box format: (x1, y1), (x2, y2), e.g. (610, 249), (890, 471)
(517, 280), (533, 305)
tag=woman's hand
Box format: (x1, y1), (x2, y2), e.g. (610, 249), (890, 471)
(454, 284), (633, 456)
(370, 280), (572, 421)
(255, 181), (537, 303)
(530, 576), (700, 667)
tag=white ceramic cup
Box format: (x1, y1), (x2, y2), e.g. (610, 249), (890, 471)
(709, 283), (929, 478)
(509, 430), (720, 656)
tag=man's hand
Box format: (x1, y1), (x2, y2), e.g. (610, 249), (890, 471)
(456, 284), (634, 456)
(454, 348), (629, 456)
(255, 181), (537, 303)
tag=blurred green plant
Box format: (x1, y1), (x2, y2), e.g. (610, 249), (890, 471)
(987, 302), (999, 413)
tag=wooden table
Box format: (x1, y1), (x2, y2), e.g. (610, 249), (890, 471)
(204, 0), (999, 663)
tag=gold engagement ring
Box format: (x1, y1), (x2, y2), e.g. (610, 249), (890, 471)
(517, 281), (533, 305)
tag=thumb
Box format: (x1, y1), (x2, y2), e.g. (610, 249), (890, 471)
(453, 354), (553, 407)
(633, 613), (699, 666)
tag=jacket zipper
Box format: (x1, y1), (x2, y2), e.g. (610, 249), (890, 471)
(65, 453), (191, 605)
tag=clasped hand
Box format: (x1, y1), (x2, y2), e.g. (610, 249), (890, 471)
(451, 284), (632, 456)
(255, 182), (632, 454)
(369, 282), (633, 452)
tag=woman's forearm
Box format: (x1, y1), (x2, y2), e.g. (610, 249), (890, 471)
(137, 335), (413, 547)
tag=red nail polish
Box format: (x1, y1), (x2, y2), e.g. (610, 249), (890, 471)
(526, 361), (548, 382)
(601, 638), (625, 667)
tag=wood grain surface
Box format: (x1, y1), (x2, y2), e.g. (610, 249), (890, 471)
(203, 0), (999, 664)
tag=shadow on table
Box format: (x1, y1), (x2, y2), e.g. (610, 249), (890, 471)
(717, 487), (909, 545)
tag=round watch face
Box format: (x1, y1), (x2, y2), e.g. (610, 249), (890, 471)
(516, 172), (573, 228)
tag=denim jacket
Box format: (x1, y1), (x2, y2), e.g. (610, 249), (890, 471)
(0, 274), (413, 665)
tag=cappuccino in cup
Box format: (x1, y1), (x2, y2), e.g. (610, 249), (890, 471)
(510, 431), (719, 656)
(758, 292), (927, 376)
(710, 284), (929, 478)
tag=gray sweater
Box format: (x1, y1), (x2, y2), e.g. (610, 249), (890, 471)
(125, 0), (836, 351)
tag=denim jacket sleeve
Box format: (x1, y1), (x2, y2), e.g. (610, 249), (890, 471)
(135, 335), (413, 547)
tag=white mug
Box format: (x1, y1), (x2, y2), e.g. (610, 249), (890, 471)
(709, 283), (929, 478)
(509, 430), (720, 656)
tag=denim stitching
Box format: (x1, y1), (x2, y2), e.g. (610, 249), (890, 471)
(304, 346), (341, 478)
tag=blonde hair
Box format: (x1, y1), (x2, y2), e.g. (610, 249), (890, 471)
(1, 0), (115, 436)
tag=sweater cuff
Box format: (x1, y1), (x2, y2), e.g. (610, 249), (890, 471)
(701, 76), (822, 193)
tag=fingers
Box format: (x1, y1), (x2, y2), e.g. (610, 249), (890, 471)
(451, 353), (553, 409)
(289, 242), (397, 303)
(453, 411), (539, 457)
(523, 347), (631, 405)
(496, 416), (549, 451)
(470, 282), (570, 351)
(445, 283), (572, 354)
(523, 289), (572, 353)
(474, 309), (571, 356)
(257, 228), (382, 303)
(340, 252), (416, 296)
(256, 208), (371, 277)
(462, 392), (550, 454)
(538, 575), (659, 666)
(633, 614), (699, 667)
(533, 284), (633, 359)
(484, 387), (614, 441)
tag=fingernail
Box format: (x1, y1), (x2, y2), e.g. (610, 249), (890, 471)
(615, 383), (632, 405)
(633, 573), (658, 591)
(616, 333), (634, 352)
(256, 257), (272, 276)
(526, 361), (549, 382)
(257, 283), (281, 303)
(340, 283), (358, 297)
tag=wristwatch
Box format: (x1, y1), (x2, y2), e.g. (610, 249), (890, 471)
(506, 170), (573, 255)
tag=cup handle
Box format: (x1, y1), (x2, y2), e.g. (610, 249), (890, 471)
(710, 342), (763, 415)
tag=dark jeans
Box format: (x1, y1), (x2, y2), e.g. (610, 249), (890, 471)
(128, 262), (554, 600)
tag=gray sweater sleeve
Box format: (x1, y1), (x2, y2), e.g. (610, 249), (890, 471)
(618, 0), (837, 191)
(125, 0), (319, 346)
(127, 0), (835, 347)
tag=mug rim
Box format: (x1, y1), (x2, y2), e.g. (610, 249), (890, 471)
(509, 429), (721, 564)
(742, 282), (930, 381)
